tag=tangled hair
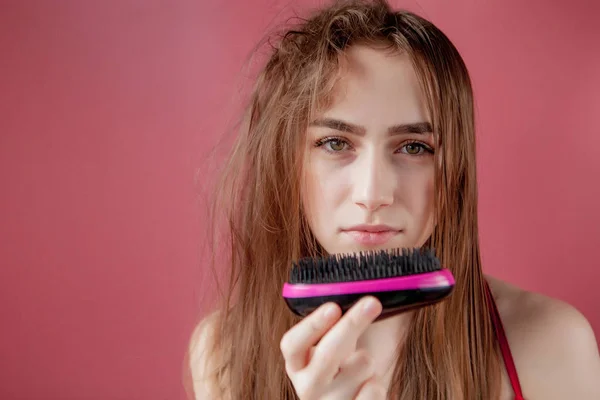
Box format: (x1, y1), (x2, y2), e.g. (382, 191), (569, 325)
(198, 0), (502, 398)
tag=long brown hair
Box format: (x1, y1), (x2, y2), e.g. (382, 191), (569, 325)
(200, 0), (502, 398)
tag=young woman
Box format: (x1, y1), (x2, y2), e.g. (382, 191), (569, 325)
(187, 1), (600, 398)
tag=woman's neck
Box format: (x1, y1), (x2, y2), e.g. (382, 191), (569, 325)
(356, 310), (415, 386)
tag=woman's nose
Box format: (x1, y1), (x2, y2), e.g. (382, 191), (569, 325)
(351, 153), (395, 211)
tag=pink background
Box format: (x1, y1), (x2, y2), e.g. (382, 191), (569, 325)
(1, 0), (598, 398)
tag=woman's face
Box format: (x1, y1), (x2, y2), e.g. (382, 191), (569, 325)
(301, 44), (435, 255)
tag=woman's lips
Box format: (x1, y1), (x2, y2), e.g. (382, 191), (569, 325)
(343, 230), (400, 245)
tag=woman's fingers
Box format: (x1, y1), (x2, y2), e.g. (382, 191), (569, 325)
(280, 302), (341, 373)
(280, 296), (384, 400)
(305, 296), (382, 381)
(355, 377), (388, 400)
(323, 350), (376, 399)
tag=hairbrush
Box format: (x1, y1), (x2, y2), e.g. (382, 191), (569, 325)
(282, 248), (454, 320)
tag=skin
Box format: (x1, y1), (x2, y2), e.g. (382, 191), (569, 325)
(189, 45), (600, 399)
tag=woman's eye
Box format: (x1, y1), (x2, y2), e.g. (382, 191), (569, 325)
(400, 142), (433, 155)
(327, 139), (347, 152)
(314, 137), (351, 153)
(315, 138), (432, 155)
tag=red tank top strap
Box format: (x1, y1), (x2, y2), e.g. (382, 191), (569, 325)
(484, 280), (525, 400)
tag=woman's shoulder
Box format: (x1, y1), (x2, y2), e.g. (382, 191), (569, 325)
(186, 310), (230, 400)
(486, 276), (600, 399)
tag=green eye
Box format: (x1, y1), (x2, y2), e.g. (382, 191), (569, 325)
(328, 139), (346, 152)
(404, 143), (422, 155)
(400, 141), (433, 155)
(313, 137), (352, 154)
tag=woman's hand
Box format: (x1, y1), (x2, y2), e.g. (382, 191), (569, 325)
(280, 296), (387, 399)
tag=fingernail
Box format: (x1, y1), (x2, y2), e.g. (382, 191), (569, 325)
(323, 304), (337, 319)
(362, 298), (379, 315)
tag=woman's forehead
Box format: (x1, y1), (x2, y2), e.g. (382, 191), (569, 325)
(313, 45), (429, 130)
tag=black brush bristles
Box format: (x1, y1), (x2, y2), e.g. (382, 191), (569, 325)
(289, 247), (440, 284)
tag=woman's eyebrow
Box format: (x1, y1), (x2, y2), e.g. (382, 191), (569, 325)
(310, 118), (432, 136)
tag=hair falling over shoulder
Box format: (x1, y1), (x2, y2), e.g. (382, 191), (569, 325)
(201, 0), (503, 398)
